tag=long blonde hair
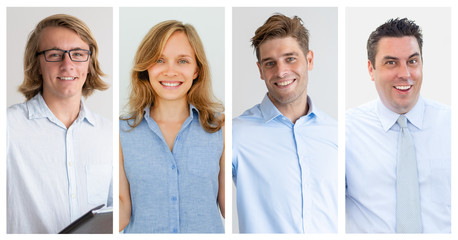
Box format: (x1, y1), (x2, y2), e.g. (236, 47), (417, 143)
(123, 20), (224, 133)
(20, 14), (108, 100)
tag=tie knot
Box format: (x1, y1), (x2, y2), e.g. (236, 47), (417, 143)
(397, 115), (407, 128)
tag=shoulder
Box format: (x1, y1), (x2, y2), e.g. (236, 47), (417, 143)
(346, 100), (377, 119)
(7, 102), (28, 123)
(422, 97), (450, 114)
(88, 109), (112, 126)
(421, 98), (450, 127)
(346, 100), (379, 126)
(233, 104), (262, 128)
(313, 107), (337, 126)
(345, 100), (379, 137)
(119, 115), (142, 133)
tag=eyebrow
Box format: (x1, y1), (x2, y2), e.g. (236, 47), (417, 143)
(159, 54), (194, 59)
(43, 47), (88, 51)
(382, 52), (420, 61)
(260, 52), (298, 64)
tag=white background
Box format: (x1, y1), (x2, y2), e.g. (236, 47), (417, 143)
(0, 1), (457, 240)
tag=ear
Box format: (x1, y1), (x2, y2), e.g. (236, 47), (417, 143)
(256, 62), (265, 80)
(368, 60), (375, 81)
(306, 50), (314, 71)
(193, 66), (199, 80)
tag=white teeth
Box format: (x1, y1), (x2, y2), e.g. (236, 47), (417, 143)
(161, 82), (180, 87)
(395, 85), (411, 90)
(59, 77), (75, 81)
(277, 80), (293, 86)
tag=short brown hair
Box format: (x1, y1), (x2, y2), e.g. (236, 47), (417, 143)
(123, 20), (224, 133)
(367, 18), (423, 68)
(20, 14), (108, 100)
(251, 14), (310, 61)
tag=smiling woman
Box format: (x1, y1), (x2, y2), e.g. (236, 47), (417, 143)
(119, 20), (225, 233)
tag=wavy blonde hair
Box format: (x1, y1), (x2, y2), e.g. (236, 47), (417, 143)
(20, 14), (108, 100)
(124, 20), (224, 133)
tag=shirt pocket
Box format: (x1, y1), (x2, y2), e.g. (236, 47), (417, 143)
(186, 146), (221, 178)
(429, 158), (450, 206)
(86, 164), (112, 205)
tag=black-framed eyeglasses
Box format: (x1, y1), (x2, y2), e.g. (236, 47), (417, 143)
(36, 49), (91, 62)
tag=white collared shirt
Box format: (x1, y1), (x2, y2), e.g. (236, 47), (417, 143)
(7, 93), (113, 233)
(346, 96), (451, 233)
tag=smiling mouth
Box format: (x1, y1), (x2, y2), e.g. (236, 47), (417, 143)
(275, 79), (295, 87)
(160, 81), (182, 87)
(58, 77), (76, 81)
(394, 85), (412, 91)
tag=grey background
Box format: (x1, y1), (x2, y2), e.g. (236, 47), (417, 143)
(7, 7), (113, 120)
(232, 7), (338, 233)
(346, 7), (451, 109)
(232, 7), (338, 119)
(119, 7), (225, 116)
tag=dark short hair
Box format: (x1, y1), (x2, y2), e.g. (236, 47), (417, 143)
(251, 14), (309, 61)
(367, 18), (423, 68)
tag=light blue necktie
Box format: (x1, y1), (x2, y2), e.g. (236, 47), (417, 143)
(396, 115), (423, 233)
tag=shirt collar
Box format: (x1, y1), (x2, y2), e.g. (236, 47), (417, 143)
(26, 93), (95, 126)
(259, 93), (316, 123)
(143, 103), (199, 121)
(376, 96), (424, 132)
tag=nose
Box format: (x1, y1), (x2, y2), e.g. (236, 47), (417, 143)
(162, 62), (178, 77)
(59, 52), (74, 70)
(275, 61), (289, 78)
(397, 62), (411, 79)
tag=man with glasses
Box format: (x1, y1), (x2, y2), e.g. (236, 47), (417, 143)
(7, 14), (112, 233)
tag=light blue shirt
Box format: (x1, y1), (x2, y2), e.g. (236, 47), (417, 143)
(7, 93), (113, 234)
(232, 94), (338, 233)
(120, 105), (224, 233)
(346, 97), (451, 233)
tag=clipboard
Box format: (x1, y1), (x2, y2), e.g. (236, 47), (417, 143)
(59, 204), (113, 234)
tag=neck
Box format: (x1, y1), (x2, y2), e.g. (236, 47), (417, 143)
(269, 93), (309, 124)
(42, 93), (81, 128)
(150, 98), (190, 123)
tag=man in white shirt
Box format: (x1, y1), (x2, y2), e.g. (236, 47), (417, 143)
(7, 14), (113, 234)
(346, 18), (450, 233)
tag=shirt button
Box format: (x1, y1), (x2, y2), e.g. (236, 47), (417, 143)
(171, 196), (177, 201)
(71, 194), (76, 199)
(68, 162), (72, 167)
(173, 228), (178, 233)
(171, 165), (175, 170)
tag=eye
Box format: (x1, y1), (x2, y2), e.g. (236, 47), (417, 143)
(409, 59), (418, 64)
(156, 58), (164, 63)
(264, 61), (275, 68)
(178, 59), (189, 64)
(286, 57), (296, 62)
(385, 60), (396, 65)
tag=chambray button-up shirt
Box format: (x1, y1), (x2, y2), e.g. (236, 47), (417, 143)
(7, 93), (113, 233)
(233, 94), (338, 233)
(120, 105), (224, 233)
(346, 97), (451, 233)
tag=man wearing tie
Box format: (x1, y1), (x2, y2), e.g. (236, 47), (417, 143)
(345, 18), (451, 233)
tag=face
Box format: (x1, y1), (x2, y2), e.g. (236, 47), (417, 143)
(369, 36), (423, 114)
(38, 26), (90, 102)
(257, 36), (313, 108)
(147, 31), (199, 103)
